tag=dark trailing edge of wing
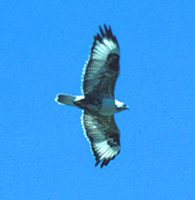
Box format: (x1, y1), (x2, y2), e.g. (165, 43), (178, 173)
(107, 53), (119, 71)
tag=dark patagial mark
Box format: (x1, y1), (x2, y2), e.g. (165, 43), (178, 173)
(107, 131), (120, 147)
(107, 53), (119, 71)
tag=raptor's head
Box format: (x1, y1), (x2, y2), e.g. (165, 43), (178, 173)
(115, 100), (129, 112)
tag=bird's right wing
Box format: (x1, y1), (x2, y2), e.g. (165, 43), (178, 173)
(81, 25), (120, 98)
(81, 111), (120, 168)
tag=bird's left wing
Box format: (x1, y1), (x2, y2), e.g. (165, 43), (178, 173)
(81, 111), (120, 168)
(82, 25), (120, 98)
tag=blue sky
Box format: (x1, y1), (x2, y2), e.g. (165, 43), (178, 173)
(0, 0), (195, 199)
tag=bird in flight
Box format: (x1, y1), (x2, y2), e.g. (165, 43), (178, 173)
(55, 25), (128, 168)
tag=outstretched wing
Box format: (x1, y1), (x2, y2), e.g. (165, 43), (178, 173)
(81, 111), (120, 168)
(82, 25), (120, 98)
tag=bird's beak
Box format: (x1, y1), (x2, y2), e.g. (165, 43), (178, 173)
(125, 105), (129, 110)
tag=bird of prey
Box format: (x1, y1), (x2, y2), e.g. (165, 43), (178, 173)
(55, 25), (128, 168)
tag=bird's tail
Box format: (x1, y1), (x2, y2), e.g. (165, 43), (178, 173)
(55, 94), (76, 106)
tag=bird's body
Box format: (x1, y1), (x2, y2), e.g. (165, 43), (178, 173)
(99, 97), (116, 115)
(55, 25), (128, 168)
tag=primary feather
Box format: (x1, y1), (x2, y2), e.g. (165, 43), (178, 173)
(82, 25), (120, 97)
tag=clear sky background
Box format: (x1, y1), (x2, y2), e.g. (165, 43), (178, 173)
(0, 0), (195, 199)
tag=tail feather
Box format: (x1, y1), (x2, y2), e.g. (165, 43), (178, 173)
(55, 94), (76, 106)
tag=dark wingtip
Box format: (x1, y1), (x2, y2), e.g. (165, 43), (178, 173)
(95, 33), (102, 42)
(95, 24), (118, 47)
(104, 24), (108, 32)
(95, 161), (100, 167)
(101, 159), (110, 168)
(94, 159), (111, 168)
(99, 24), (110, 36)
(99, 25), (104, 36)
